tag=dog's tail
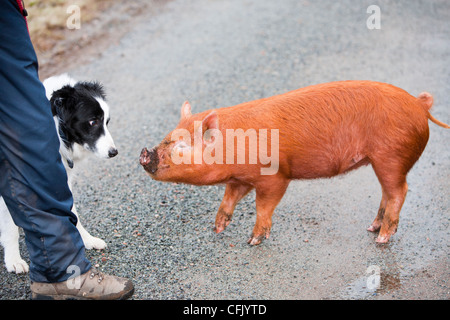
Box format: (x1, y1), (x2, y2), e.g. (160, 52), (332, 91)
(418, 92), (450, 129)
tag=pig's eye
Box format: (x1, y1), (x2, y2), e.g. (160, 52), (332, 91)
(175, 141), (189, 149)
(173, 141), (191, 152)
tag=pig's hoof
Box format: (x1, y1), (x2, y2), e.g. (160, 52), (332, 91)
(247, 227), (271, 245)
(247, 233), (269, 246)
(214, 219), (231, 234)
(247, 235), (263, 246)
(215, 209), (232, 234)
(214, 225), (225, 234)
(367, 224), (380, 232)
(375, 234), (390, 244)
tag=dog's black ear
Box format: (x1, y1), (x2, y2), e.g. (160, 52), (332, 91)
(49, 85), (74, 164)
(76, 81), (106, 100)
(50, 85), (76, 117)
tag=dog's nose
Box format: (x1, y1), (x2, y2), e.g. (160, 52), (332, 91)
(108, 148), (118, 158)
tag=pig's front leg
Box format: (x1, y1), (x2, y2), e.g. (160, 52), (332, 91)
(248, 177), (290, 245)
(214, 182), (254, 234)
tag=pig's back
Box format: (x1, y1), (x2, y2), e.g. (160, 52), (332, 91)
(221, 81), (429, 179)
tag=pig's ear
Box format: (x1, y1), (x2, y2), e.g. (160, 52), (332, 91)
(181, 101), (192, 120)
(202, 111), (219, 131)
(202, 111), (219, 145)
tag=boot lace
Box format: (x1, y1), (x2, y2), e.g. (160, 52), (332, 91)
(89, 268), (104, 283)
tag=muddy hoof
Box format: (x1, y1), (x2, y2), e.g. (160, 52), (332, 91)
(376, 235), (390, 243)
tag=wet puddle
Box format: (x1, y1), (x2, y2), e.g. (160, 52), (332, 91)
(342, 266), (404, 299)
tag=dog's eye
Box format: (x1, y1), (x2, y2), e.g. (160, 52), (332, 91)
(89, 120), (99, 126)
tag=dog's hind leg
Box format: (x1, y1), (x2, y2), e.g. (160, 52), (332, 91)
(0, 197), (29, 273)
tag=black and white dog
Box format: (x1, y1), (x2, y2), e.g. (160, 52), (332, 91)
(0, 74), (117, 273)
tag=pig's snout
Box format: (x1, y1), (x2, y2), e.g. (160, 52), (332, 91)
(139, 147), (152, 166)
(140, 147), (159, 174)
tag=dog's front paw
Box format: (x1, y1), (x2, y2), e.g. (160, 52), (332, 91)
(83, 236), (107, 250)
(5, 257), (29, 274)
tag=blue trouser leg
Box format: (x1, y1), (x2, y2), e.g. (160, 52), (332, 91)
(0, 0), (91, 283)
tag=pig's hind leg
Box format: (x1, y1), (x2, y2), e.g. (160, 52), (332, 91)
(371, 162), (409, 243)
(376, 182), (408, 243)
(367, 188), (388, 232)
(214, 182), (254, 234)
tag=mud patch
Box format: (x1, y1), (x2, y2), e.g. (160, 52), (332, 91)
(341, 265), (403, 299)
(340, 257), (449, 299)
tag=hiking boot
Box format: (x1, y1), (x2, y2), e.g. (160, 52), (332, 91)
(30, 268), (134, 300)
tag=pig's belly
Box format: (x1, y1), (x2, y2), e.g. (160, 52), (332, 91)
(287, 146), (371, 180)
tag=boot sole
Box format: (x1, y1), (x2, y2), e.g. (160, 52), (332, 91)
(32, 287), (134, 300)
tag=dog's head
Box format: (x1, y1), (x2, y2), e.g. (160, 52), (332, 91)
(50, 81), (118, 161)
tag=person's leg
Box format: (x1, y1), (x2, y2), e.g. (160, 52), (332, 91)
(0, 0), (91, 283)
(0, 1), (133, 300)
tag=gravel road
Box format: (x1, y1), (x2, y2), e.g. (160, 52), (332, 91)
(1, 0), (448, 300)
